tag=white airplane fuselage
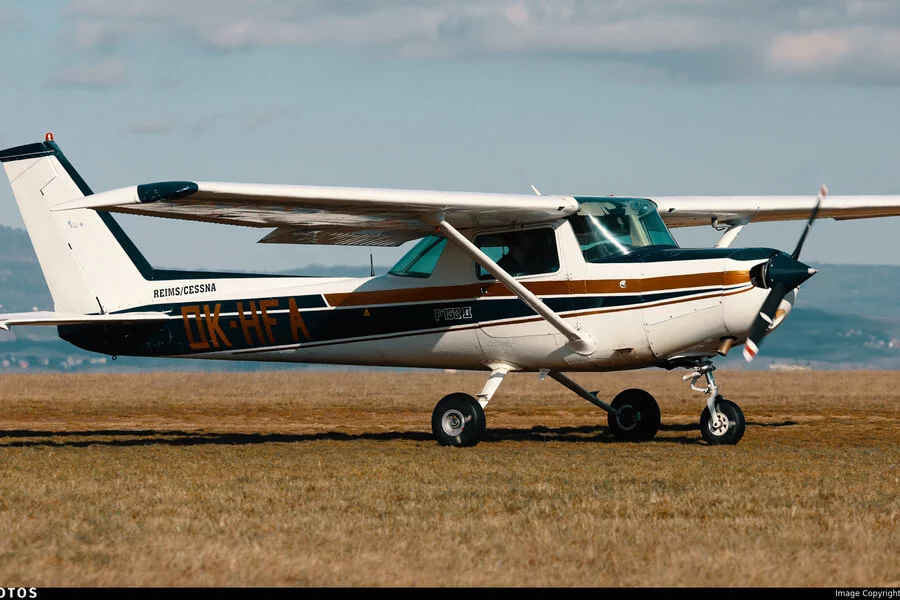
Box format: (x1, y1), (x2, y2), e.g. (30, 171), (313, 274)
(59, 219), (781, 372)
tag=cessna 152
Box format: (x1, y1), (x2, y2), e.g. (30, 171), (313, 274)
(3, 134), (900, 447)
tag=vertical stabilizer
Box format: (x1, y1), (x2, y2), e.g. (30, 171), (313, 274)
(0, 137), (150, 313)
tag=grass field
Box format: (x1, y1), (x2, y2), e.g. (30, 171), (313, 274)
(0, 369), (897, 587)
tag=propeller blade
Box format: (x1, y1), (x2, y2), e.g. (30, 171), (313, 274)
(743, 253), (818, 362)
(792, 184), (827, 260)
(743, 281), (787, 362)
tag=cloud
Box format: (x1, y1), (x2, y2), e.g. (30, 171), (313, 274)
(0, 7), (23, 31)
(243, 106), (301, 134)
(125, 116), (177, 135)
(54, 56), (128, 88)
(191, 113), (226, 134)
(59, 0), (900, 83)
(184, 106), (300, 135)
(65, 17), (121, 50)
(766, 26), (900, 81)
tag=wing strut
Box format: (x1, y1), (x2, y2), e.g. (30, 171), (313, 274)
(713, 222), (747, 248)
(436, 220), (597, 356)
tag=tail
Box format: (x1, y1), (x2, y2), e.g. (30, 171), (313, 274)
(1, 135), (153, 314)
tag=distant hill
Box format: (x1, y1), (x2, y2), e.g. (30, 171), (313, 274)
(1, 225), (899, 371)
(0, 225), (53, 312)
(795, 262), (900, 319)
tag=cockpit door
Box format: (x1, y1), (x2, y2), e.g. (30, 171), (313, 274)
(474, 225), (575, 366)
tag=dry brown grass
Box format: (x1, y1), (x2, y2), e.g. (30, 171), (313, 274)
(0, 369), (897, 587)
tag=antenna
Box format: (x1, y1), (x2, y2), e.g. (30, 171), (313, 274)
(515, 165), (542, 196)
(370, 253), (375, 277)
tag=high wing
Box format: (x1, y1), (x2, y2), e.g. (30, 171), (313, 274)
(53, 182), (579, 246)
(52, 181), (900, 245)
(653, 195), (900, 228)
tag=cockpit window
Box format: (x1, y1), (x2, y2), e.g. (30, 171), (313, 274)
(388, 235), (447, 278)
(568, 197), (677, 263)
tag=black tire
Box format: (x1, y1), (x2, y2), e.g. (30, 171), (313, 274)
(699, 397), (746, 445)
(606, 388), (661, 441)
(432, 393), (486, 447)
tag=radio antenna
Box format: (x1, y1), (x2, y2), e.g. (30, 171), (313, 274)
(370, 253), (375, 277)
(515, 165), (542, 196)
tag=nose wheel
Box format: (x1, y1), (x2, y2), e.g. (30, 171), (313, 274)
(684, 361), (746, 445)
(700, 397), (746, 445)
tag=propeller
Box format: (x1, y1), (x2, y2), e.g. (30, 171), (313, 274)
(743, 185), (827, 362)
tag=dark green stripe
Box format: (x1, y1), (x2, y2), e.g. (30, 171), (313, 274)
(46, 141), (94, 196)
(0, 142), (54, 162)
(594, 246), (776, 264)
(137, 181), (198, 203)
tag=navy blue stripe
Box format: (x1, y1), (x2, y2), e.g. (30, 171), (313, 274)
(58, 287), (729, 358)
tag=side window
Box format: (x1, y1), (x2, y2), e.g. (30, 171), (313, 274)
(388, 236), (447, 278)
(474, 228), (559, 280)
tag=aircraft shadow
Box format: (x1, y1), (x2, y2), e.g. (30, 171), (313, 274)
(0, 420), (796, 448)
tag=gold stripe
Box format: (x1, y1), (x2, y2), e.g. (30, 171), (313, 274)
(325, 271), (751, 307)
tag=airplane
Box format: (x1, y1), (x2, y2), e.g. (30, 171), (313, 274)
(3, 133), (900, 447)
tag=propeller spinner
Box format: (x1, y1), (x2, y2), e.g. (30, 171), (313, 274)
(743, 185), (826, 362)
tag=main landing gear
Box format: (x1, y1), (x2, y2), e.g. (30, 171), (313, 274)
(606, 388), (661, 441)
(431, 360), (747, 447)
(430, 364), (664, 447)
(432, 365), (506, 447)
(431, 393), (486, 447)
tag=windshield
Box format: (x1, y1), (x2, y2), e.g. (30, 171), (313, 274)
(569, 197), (677, 262)
(388, 235), (447, 278)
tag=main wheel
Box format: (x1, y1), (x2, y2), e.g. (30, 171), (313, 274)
(699, 397), (746, 445)
(606, 388), (661, 441)
(432, 393), (486, 447)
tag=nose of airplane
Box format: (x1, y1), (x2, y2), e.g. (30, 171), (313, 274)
(764, 251), (817, 291)
(743, 251), (818, 362)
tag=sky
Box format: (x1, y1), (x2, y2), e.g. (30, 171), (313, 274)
(1, 0), (900, 272)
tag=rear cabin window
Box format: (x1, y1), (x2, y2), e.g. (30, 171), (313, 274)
(388, 235), (447, 278)
(474, 228), (559, 280)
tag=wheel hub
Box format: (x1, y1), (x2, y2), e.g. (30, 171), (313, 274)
(442, 409), (466, 436)
(615, 405), (639, 431)
(707, 410), (730, 437)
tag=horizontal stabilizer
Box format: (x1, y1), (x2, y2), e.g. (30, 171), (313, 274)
(0, 311), (171, 331)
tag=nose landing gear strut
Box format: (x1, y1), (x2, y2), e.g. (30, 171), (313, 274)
(684, 361), (746, 445)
